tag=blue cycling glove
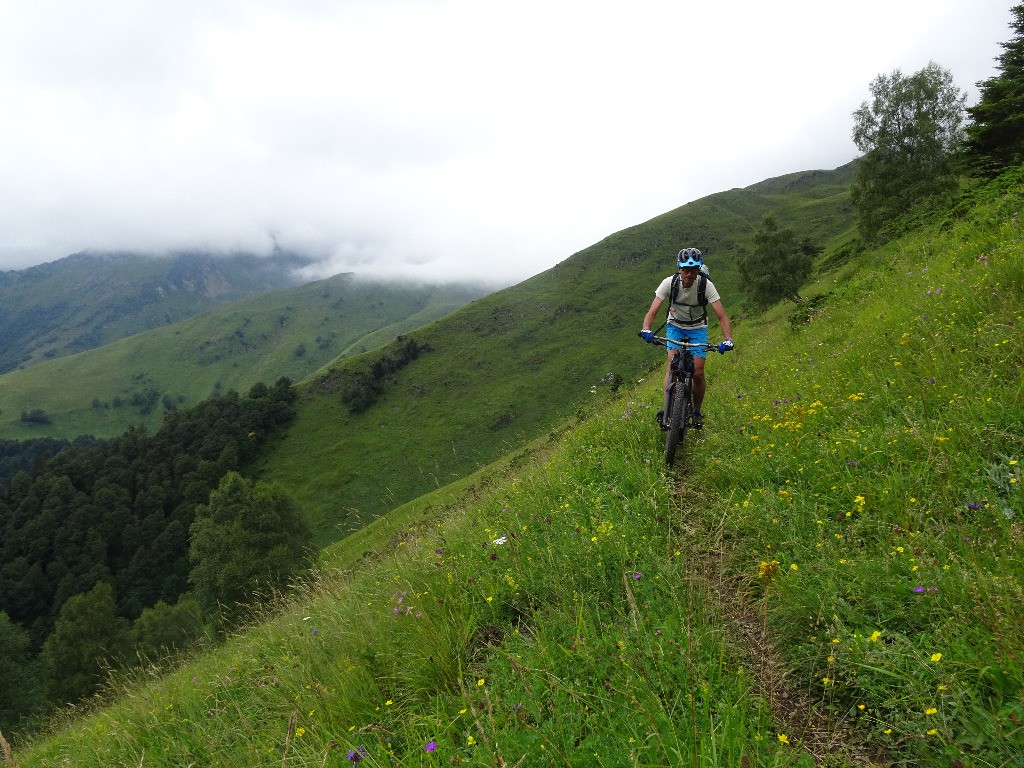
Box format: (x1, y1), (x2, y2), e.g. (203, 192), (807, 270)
(717, 339), (734, 354)
(640, 329), (654, 343)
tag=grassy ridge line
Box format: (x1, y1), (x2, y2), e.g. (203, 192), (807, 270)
(330, 297), (468, 360)
(0, 276), (484, 440)
(0, 251), (310, 374)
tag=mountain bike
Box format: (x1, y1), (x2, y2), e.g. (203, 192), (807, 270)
(641, 335), (716, 467)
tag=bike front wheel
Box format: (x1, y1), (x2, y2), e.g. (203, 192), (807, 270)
(664, 380), (690, 467)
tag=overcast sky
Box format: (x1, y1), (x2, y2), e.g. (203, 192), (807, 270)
(0, 1), (1014, 285)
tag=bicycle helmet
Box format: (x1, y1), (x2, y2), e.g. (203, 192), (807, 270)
(676, 247), (703, 268)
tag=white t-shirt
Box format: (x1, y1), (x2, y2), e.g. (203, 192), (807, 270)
(655, 273), (720, 329)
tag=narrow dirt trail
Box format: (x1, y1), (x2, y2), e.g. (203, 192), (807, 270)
(673, 481), (886, 767)
(702, 560), (883, 766)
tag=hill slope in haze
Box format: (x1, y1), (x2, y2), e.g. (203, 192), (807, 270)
(0, 274), (487, 440)
(255, 162), (858, 544)
(0, 250), (314, 374)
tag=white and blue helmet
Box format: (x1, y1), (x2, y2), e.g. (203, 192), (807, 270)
(676, 248), (703, 268)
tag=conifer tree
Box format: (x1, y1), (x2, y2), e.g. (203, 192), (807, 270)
(964, 4), (1024, 175)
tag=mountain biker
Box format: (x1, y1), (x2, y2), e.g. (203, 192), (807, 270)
(640, 248), (734, 430)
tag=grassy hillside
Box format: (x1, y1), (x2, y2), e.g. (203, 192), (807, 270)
(0, 274), (485, 440)
(0, 250), (314, 374)
(256, 163), (857, 545)
(13, 166), (1022, 767)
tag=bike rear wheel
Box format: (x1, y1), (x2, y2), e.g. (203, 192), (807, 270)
(664, 379), (690, 467)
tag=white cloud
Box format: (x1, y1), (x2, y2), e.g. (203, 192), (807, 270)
(0, 0), (1013, 283)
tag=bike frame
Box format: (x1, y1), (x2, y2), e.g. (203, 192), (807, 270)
(647, 336), (715, 467)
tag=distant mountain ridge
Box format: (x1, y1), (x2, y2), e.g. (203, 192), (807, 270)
(0, 271), (487, 440)
(0, 249), (315, 374)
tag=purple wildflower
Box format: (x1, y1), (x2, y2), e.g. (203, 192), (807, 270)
(424, 741), (438, 753)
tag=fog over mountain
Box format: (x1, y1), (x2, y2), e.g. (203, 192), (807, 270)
(0, 0), (1011, 284)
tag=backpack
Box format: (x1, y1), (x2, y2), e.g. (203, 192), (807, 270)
(667, 265), (710, 326)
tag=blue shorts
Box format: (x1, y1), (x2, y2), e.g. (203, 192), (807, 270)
(666, 324), (709, 357)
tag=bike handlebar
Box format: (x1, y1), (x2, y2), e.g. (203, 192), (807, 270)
(637, 332), (716, 350)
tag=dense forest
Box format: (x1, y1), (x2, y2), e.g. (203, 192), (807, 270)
(0, 437), (104, 487)
(0, 378), (300, 732)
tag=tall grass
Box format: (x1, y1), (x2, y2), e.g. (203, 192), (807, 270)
(688, 171), (1024, 765)
(17, 397), (796, 766)
(14, 170), (1023, 767)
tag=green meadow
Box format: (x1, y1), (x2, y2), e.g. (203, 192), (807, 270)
(0, 275), (483, 441)
(10, 168), (1022, 766)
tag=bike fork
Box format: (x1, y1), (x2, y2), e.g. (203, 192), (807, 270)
(665, 378), (693, 428)
(665, 379), (691, 415)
